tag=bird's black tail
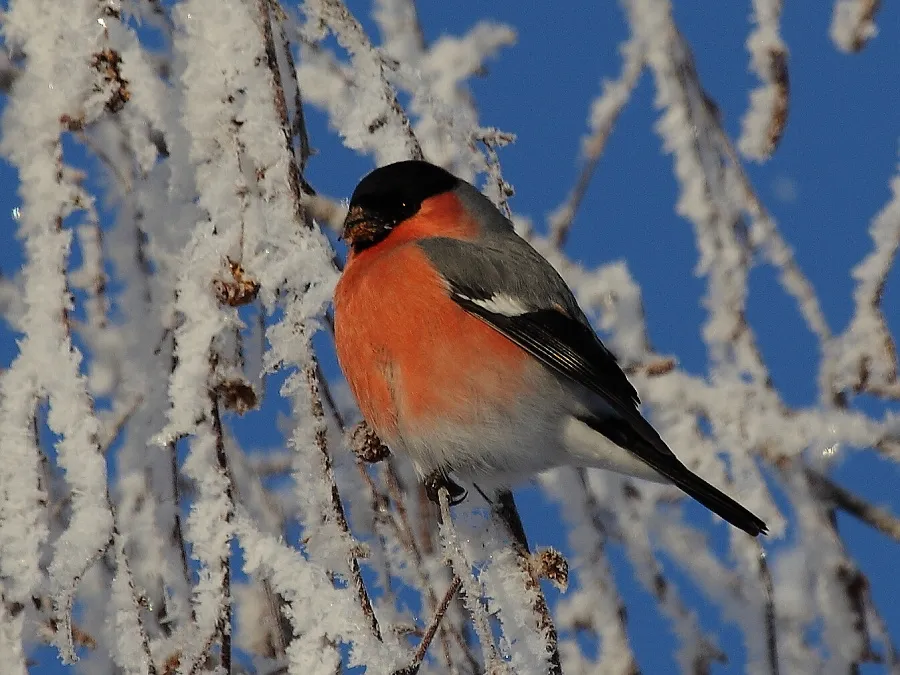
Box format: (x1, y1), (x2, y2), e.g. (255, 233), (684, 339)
(661, 464), (768, 536)
(581, 415), (768, 536)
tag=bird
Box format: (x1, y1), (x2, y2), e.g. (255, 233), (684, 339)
(333, 160), (767, 536)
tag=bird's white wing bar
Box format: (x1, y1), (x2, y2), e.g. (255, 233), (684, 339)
(456, 293), (531, 317)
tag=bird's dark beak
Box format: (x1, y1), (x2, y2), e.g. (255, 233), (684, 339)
(341, 204), (368, 243)
(342, 205), (396, 250)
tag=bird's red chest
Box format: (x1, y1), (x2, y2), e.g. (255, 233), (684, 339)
(334, 242), (528, 442)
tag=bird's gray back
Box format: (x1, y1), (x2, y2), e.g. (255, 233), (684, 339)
(419, 184), (588, 325)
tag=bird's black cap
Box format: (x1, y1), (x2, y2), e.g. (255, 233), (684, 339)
(343, 160), (460, 251)
(349, 160), (459, 210)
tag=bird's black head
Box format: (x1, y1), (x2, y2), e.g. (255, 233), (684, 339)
(343, 160), (459, 251)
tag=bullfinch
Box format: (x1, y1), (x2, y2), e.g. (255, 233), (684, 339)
(334, 160), (767, 536)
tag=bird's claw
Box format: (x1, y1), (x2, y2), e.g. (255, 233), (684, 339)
(423, 471), (467, 506)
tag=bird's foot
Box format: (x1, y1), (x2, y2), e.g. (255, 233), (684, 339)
(423, 471), (467, 506)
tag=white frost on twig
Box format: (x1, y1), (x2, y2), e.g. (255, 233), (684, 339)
(549, 37), (644, 245)
(438, 496), (502, 670)
(176, 422), (233, 674)
(738, 0), (789, 160)
(0, 585), (28, 675)
(831, 0), (880, 53)
(0, 0), (897, 671)
(1, 0), (114, 664)
(108, 532), (154, 675)
(157, 0), (257, 444)
(235, 513), (402, 673)
(823, 166), (900, 396)
(541, 469), (639, 674)
(299, 0), (422, 164)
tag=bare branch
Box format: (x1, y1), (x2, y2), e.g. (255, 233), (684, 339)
(808, 469), (900, 541)
(550, 37), (644, 247)
(392, 575), (462, 675)
(757, 546), (781, 675)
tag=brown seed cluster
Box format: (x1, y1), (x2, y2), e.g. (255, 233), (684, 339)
(217, 378), (259, 415)
(213, 258), (261, 307)
(349, 421), (392, 463)
(91, 48), (130, 114)
(532, 547), (569, 592)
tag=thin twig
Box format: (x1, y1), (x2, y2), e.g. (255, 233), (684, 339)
(492, 490), (562, 675)
(210, 396), (233, 674)
(165, 332), (192, 597)
(438, 488), (502, 669)
(383, 463), (461, 669)
(218, 431), (292, 659)
(493, 490), (531, 556)
(740, 1), (789, 159)
(550, 39), (644, 247)
(807, 469), (900, 542)
(112, 527), (158, 675)
(475, 128), (516, 219)
(392, 575), (462, 675)
(618, 483), (726, 674)
(757, 545), (780, 675)
(568, 469), (640, 673)
(709, 89), (831, 346)
(831, 0), (882, 52)
(305, 363), (383, 640)
(269, 1), (313, 177)
(29, 596), (98, 651)
(99, 395), (144, 455)
(305, 0), (423, 160)
(0, 48), (20, 92)
(257, 0), (316, 224)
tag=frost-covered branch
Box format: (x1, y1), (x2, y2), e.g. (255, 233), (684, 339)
(824, 167), (900, 399)
(1, 0), (116, 663)
(549, 37), (644, 247)
(491, 490), (562, 675)
(541, 469), (640, 674)
(831, 0), (882, 52)
(739, 0), (790, 160)
(300, 0), (423, 163)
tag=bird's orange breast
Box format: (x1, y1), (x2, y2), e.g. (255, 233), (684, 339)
(334, 240), (528, 444)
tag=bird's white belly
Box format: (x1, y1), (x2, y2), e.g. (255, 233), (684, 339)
(396, 393), (567, 483)
(390, 376), (667, 486)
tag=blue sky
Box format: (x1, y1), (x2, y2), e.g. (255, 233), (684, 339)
(2, 1), (899, 673)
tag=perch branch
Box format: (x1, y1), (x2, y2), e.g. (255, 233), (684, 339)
(492, 490), (562, 675)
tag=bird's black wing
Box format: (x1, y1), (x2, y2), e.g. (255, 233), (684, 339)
(418, 235), (768, 536)
(451, 295), (641, 412)
(454, 289), (767, 536)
